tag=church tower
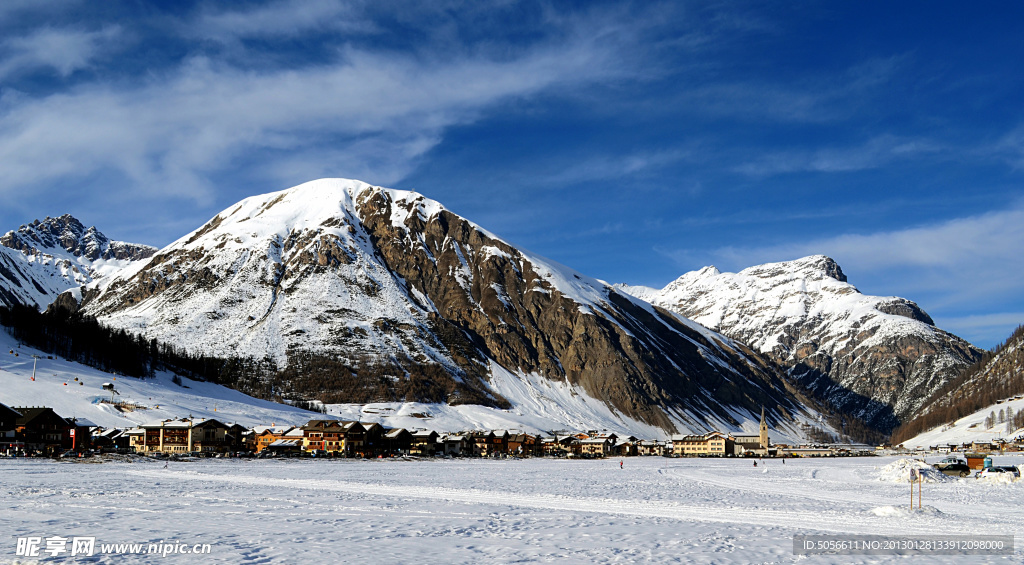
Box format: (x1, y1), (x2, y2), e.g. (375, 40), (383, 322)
(759, 408), (768, 449)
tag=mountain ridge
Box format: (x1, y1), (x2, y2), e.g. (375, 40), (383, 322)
(617, 255), (982, 432)
(0, 214), (155, 309)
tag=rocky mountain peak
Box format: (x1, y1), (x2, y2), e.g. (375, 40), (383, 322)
(794, 255), (847, 282)
(2, 214), (155, 262)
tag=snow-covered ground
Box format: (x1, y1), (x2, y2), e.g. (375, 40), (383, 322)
(0, 330), (315, 429)
(904, 395), (1024, 449)
(2, 455), (1021, 564)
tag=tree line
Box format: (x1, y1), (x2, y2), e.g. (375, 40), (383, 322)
(0, 303), (509, 409)
(891, 325), (1024, 444)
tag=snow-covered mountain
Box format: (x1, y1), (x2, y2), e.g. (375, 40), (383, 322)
(59, 179), (828, 437)
(0, 215), (155, 309)
(617, 256), (982, 432)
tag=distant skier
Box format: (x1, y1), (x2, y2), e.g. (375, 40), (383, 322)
(620, 461), (623, 469)
(753, 461), (757, 468)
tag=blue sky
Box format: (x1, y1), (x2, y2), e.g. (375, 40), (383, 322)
(0, 1), (1022, 348)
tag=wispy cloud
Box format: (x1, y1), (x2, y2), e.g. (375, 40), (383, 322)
(0, 25), (120, 78)
(188, 0), (375, 42)
(541, 148), (694, 186)
(735, 135), (943, 176)
(677, 55), (907, 124)
(0, 0), (75, 24)
(0, 30), (628, 203)
(995, 124), (1024, 170)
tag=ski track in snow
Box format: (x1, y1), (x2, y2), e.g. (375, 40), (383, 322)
(3, 456), (1022, 564)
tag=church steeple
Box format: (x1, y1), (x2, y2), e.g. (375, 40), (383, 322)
(759, 408), (768, 449)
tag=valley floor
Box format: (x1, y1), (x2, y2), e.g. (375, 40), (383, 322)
(2, 455), (1022, 564)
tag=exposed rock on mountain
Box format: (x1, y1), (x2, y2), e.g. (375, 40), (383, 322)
(62, 179), (825, 436)
(617, 256), (982, 432)
(0, 215), (156, 309)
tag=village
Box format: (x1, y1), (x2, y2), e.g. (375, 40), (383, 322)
(10, 400), (1022, 462)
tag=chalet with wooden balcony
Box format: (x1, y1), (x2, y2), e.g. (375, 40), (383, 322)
(507, 433), (539, 457)
(301, 420), (348, 454)
(253, 426), (296, 453)
(579, 437), (614, 457)
(13, 406), (79, 455)
(410, 430), (439, 456)
(359, 422), (385, 457)
(137, 418), (233, 453)
(384, 428), (412, 455)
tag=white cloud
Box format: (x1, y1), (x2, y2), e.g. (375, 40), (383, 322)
(0, 33), (625, 203)
(0, 25), (120, 78)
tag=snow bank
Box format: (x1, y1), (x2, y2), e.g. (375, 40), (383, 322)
(976, 473), (1018, 485)
(876, 459), (954, 483)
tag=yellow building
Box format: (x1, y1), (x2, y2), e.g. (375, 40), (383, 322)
(671, 432), (728, 456)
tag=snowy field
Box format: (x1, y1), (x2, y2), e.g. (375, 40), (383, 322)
(3, 455), (1021, 564)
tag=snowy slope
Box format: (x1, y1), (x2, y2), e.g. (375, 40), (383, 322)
(618, 256), (981, 431)
(0, 215), (154, 310)
(65, 179), (832, 438)
(0, 329), (316, 429)
(903, 395), (1024, 448)
(0, 245), (65, 309)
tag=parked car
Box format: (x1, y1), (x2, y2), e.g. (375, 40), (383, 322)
(936, 462), (972, 477)
(977, 466), (1021, 479)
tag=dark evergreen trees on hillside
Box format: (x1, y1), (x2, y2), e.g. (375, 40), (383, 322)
(891, 325), (1024, 444)
(0, 304), (508, 409)
(0, 304), (277, 396)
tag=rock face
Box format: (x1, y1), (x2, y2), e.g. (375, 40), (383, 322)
(617, 256), (982, 432)
(67, 179), (823, 435)
(0, 215), (155, 309)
